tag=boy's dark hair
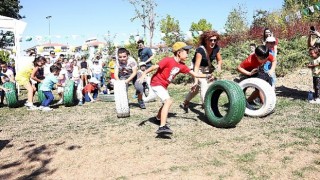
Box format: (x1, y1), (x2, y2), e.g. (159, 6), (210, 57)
(255, 45), (269, 59)
(50, 65), (61, 73)
(117, 48), (130, 55)
(250, 43), (256, 47)
(137, 40), (144, 44)
(0, 61), (6, 65)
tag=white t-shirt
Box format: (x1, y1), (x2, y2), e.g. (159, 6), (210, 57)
(59, 68), (67, 84)
(43, 63), (52, 77)
(1, 69), (14, 82)
(91, 63), (102, 74)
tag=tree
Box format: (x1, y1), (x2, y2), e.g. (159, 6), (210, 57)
(0, 0), (24, 48)
(252, 10), (269, 28)
(104, 31), (117, 56)
(0, 0), (24, 19)
(189, 19), (212, 32)
(128, 0), (157, 47)
(224, 4), (249, 35)
(283, 0), (319, 10)
(159, 15), (183, 47)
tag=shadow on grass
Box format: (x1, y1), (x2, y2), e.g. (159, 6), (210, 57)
(0, 139), (81, 179)
(138, 113), (177, 126)
(188, 102), (213, 126)
(276, 85), (308, 101)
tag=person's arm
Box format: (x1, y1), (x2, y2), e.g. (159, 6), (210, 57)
(216, 52), (223, 71)
(125, 67), (137, 84)
(145, 49), (154, 64)
(237, 65), (258, 76)
(30, 67), (42, 83)
(308, 31), (320, 47)
(0, 85), (8, 92)
(192, 53), (202, 87)
(138, 64), (159, 83)
(268, 58), (277, 76)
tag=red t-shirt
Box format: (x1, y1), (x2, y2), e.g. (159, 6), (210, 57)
(240, 54), (274, 71)
(82, 83), (97, 94)
(150, 57), (190, 89)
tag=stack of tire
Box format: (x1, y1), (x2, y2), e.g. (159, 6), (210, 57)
(204, 80), (246, 128)
(3, 82), (19, 108)
(238, 78), (276, 117)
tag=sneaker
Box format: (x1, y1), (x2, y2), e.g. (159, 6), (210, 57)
(56, 99), (63, 105)
(179, 103), (189, 113)
(38, 106), (44, 110)
(27, 105), (39, 111)
(42, 107), (53, 111)
(156, 125), (173, 135)
(24, 102), (33, 107)
(78, 101), (83, 106)
(139, 100), (146, 109)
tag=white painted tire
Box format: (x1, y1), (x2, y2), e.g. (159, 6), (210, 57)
(142, 77), (157, 103)
(114, 80), (130, 118)
(238, 78), (276, 117)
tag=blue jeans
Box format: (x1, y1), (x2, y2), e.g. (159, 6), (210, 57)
(84, 89), (98, 102)
(41, 91), (54, 107)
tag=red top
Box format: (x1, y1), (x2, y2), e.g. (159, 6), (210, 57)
(82, 83), (98, 94)
(240, 54), (274, 71)
(150, 57), (190, 89)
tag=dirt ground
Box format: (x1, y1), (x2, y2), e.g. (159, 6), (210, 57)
(0, 69), (319, 179)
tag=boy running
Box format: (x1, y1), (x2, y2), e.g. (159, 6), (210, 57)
(138, 42), (213, 135)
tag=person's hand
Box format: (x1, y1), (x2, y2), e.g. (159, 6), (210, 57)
(268, 70), (274, 76)
(311, 30), (320, 37)
(250, 68), (258, 76)
(137, 77), (144, 84)
(1, 87), (9, 92)
(216, 66), (222, 72)
(191, 83), (198, 92)
(91, 99), (95, 103)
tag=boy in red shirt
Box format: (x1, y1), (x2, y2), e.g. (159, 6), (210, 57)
(138, 42), (213, 135)
(82, 77), (99, 103)
(237, 45), (276, 105)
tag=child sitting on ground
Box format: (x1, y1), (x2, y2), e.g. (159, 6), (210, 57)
(82, 77), (99, 103)
(307, 46), (320, 103)
(138, 42), (212, 135)
(39, 65), (62, 111)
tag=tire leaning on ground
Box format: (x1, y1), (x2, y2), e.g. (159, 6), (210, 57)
(63, 80), (75, 107)
(142, 76), (157, 103)
(238, 78), (276, 117)
(204, 80), (246, 128)
(37, 83), (45, 103)
(99, 94), (115, 102)
(3, 82), (19, 108)
(114, 80), (130, 118)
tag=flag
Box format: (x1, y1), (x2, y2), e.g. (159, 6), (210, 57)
(296, 10), (302, 19)
(308, 6), (315, 13)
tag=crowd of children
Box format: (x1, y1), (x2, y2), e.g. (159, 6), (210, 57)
(0, 28), (319, 135)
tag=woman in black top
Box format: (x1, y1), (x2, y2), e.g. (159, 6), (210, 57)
(181, 30), (222, 112)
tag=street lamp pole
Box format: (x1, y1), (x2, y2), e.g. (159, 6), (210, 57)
(46, 16), (52, 44)
(142, 5), (146, 41)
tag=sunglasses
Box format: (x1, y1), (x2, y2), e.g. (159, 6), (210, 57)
(209, 38), (217, 42)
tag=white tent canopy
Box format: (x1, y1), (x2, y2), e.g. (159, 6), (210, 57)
(0, 15), (27, 73)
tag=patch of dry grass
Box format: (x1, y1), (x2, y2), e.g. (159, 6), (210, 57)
(0, 79), (319, 179)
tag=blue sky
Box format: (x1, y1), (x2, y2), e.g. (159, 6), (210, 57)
(19, 0), (283, 50)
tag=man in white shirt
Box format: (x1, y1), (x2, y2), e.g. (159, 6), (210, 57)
(0, 61), (15, 83)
